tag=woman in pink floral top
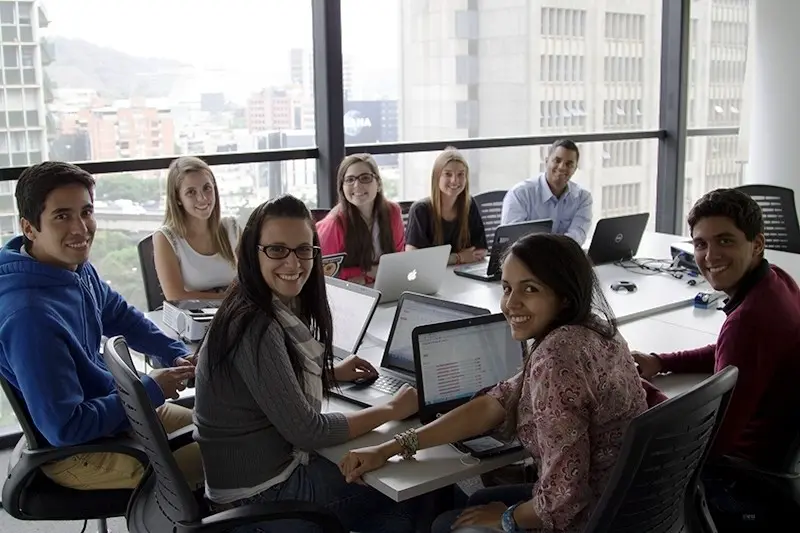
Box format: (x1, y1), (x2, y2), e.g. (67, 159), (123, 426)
(340, 233), (657, 532)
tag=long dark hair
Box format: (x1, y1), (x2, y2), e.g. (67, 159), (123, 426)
(333, 154), (395, 272)
(500, 233), (617, 438)
(203, 194), (335, 396)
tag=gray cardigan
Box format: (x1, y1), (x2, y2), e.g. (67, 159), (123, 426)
(193, 313), (349, 490)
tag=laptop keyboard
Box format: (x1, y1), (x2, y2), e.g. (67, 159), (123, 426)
(373, 375), (409, 394)
(459, 263), (487, 274)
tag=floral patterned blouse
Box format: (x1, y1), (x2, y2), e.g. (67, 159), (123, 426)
(487, 324), (647, 532)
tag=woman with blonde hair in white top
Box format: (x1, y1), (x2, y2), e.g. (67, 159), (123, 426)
(153, 156), (240, 301)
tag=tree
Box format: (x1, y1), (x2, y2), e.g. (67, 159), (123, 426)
(95, 173), (163, 205)
(91, 231), (149, 311)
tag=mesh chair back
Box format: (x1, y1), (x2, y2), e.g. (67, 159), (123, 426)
(473, 190), (507, 251)
(0, 375), (47, 450)
(137, 235), (166, 312)
(398, 201), (414, 230)
(583, 366), (739, 533)
(735, 185), (800, 254)
(102, 336), (202, 528)
(311, 208), (330, 223)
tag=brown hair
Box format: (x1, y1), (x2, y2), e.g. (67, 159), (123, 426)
(332, 154), (396, 272)
(430, 147), (471, 251)
(163, 156), (235, 265)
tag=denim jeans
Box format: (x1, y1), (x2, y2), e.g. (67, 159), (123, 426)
(227, 454), (422, 533)
(432, 484), (535, 533)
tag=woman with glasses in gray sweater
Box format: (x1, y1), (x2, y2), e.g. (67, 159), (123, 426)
(193, 194), (421, 533)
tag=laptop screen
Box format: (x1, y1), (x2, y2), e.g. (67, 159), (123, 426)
(417, 319), (522, 406)
(385, 298), (484, 372)
(326, 281), (378, 354)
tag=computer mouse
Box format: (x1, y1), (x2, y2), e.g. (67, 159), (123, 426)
(611, 281), (637, 293)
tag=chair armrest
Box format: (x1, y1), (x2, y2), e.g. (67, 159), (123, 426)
(183, 501), (345, 533)
(166, 425), (195, 451)
(18, 436), (148, 470)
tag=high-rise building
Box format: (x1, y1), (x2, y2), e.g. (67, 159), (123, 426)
(0, 0), (51, 240)
(398, 0), (750, 226)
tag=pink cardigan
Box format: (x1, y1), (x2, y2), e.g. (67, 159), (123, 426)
(317, 202), (405, 281)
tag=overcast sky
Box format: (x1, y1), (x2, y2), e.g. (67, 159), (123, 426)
(44, 0), (399, 92)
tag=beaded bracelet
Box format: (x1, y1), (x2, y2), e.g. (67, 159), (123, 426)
(392, 428), (419, 460)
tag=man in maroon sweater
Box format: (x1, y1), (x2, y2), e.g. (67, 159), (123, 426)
(635, 188), (800, 469)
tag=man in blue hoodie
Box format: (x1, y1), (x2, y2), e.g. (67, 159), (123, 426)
(0, 161), (202, 490)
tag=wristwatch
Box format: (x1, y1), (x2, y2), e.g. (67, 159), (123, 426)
(501, 502), (523, 532)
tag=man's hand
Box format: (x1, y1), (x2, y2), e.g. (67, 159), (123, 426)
(632, 351), (663, 379)
(149, 366), (195, 399)
(173, 355), (196, 367)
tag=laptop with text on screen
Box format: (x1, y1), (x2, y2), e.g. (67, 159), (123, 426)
(454, 219), (553, 282)
(372, 244), (451, 302)
(412, 313), (525, 457)
(587, 213), (650, 265)
(332, 292), (490, 408)
(325, 276), (381, 359)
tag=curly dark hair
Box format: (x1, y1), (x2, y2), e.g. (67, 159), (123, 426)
(687, 188), (764, 240)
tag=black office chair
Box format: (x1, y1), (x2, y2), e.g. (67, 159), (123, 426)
(473, 190), (507, 250)
(0, 374), (147, 533)
(102, 336), (346, 533)
(735, 185), (800, 254)
(703, 411), (800, 527)
(311, 208), (331, 223)
(137, 234), (166, 312)
(579, 366), (739, 533)
(398, 200), (414, 230)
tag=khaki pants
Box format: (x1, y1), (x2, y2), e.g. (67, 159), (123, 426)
(42, 402), (204, 490)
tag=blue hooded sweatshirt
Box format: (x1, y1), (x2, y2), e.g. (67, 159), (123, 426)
(0, 236), (190, 447)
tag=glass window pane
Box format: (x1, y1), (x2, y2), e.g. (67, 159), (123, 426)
(684, 0), (752, 232)
(342, 0), (661, 203)
(1, 0), (315, 171)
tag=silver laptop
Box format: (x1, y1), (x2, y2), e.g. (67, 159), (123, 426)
(373, 245), (451, 302)
(333, 292), (490, 407)
(326, 277), (381, 359)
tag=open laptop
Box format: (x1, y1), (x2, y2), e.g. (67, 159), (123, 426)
(412, 313), (525, 457)
(325, 277), (381, 359)
(587, 213), (650, 265)
(373, 245), (451, 302)
(454, 219), (553, 282)
(333, 292), (490, 407)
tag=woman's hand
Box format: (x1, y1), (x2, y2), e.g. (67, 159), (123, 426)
(339, 444), (392, 483)
(457, 247), (488, 264)
(452, 502), (507, 529)
(333, 355), (378, 382)
(386, 383), (418, 420)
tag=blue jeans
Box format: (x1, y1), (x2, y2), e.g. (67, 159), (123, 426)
(227, 454), (421, 533)
(432, 484), (534, 533)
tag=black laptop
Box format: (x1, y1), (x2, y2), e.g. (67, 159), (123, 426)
(587, 213), (650, 265)
(332, 292), (490, 408)
(412, 313), (525, 458)
(454, 219), (553, 281)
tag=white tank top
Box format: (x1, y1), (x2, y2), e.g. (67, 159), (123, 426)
(156, 216), (239, 293)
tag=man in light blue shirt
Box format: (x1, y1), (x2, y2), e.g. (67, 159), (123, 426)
(501, 139), (593, 245)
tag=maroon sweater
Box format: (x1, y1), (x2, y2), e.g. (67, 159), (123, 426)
(658, 260), (800, 469)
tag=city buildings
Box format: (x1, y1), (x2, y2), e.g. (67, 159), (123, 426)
(398, 0), (750, 229)
(0, 0), (50, 239)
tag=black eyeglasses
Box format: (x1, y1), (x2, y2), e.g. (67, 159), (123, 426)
(343, 173), (376, 186)
(257, 244), (320, 260)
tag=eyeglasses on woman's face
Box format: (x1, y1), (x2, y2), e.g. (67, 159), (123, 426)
(257, 244), (320, 260)
(343, 173), (376, 186)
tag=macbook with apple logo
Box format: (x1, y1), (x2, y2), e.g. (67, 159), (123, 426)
(372, 244), (451, 302)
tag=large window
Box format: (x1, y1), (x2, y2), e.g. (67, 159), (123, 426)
(341, 0), (663, 220)
(683, 0), (752, 229)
